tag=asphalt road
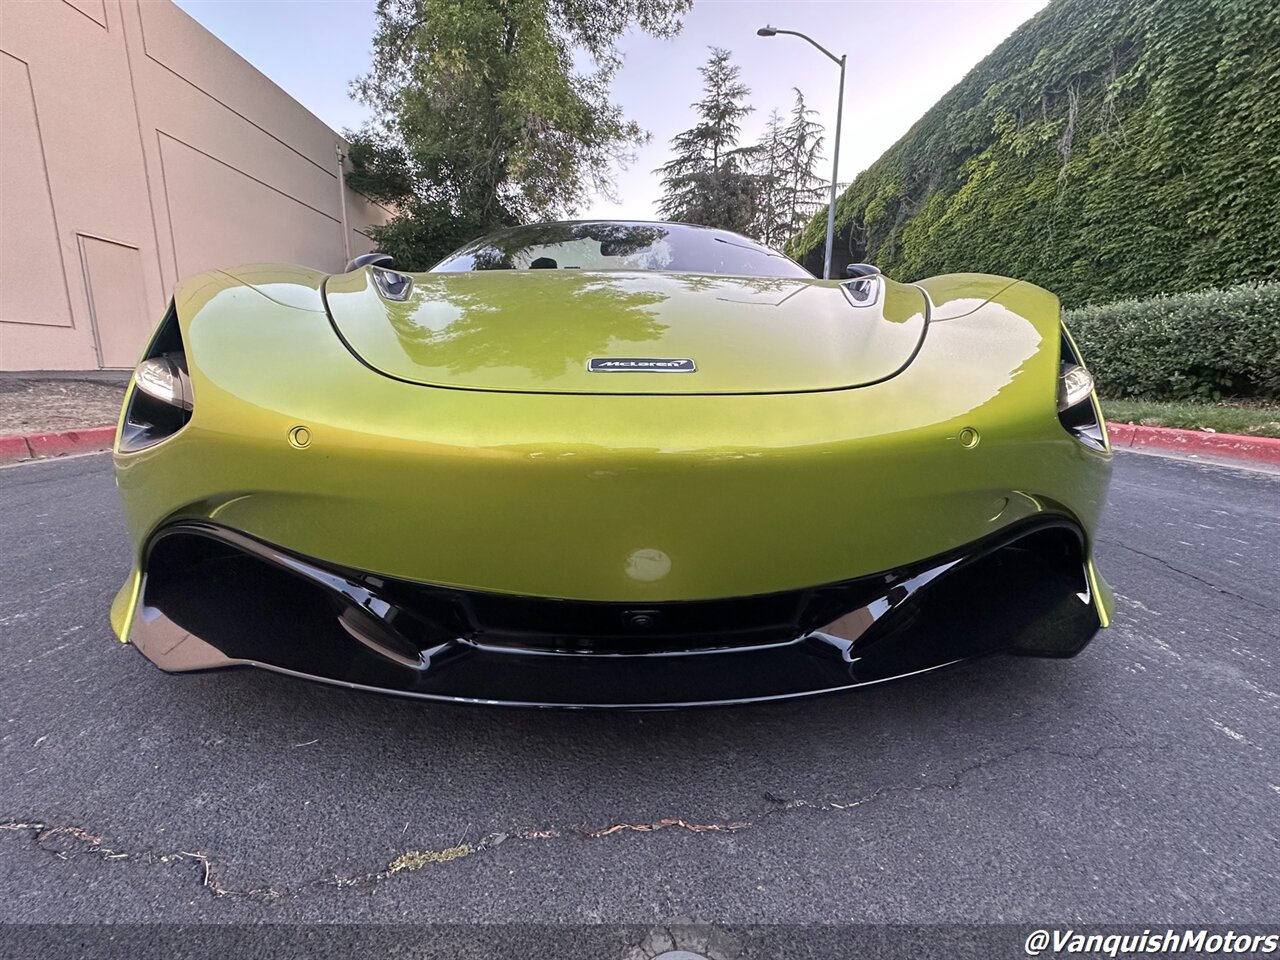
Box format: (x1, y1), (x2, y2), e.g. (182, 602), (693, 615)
(1, 451), (1276, 947)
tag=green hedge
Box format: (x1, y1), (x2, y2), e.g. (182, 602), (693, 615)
(1064, 282), (1280, 400)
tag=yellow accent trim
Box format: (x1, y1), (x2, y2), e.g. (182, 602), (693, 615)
(1086, 559), (1113, 628)
(109, 567), (142, 643)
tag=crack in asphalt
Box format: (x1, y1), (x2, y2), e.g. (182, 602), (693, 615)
(1099, 538), (1277, 614)
(0, 742), (1145, 903)
(0, 822), (281, 902)
(763, 742), (1140, 813)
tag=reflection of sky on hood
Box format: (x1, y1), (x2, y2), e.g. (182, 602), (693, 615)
(403, 299), (466, 337)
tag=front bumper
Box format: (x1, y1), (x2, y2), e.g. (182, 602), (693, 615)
(118, 518), (1105, 708)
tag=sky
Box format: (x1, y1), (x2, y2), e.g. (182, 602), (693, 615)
(174, 0), (1049, 219)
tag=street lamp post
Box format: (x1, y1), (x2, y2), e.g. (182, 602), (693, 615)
(757, 25), (846, 280)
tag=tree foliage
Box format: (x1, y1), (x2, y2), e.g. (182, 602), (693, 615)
(656, 47), (758, 233)
(749, 89), (826, 246)
(347, 0), (690, 268)
(786, 0), (1280, 304)
(657, 54), (828, 247)
(750, 109), (789, 246)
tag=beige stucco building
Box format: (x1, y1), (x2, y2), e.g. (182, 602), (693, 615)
(1, 0), (389, 371)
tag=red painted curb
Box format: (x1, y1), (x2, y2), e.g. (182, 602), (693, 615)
(0, 435), (31, 462)
(0, 426), (115, 464)
(1107, 422), (1280, 465)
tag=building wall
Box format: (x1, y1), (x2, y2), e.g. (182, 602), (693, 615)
(0, 0), (390, 370)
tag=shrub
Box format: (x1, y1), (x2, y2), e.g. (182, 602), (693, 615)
(1064, 282), (1280, 400)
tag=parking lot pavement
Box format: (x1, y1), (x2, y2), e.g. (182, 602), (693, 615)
(0, 452), (1276, 929)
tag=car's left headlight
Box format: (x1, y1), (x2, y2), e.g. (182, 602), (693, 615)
(1057, 331), (1105, 450)
(1058, 363), (1095, 412)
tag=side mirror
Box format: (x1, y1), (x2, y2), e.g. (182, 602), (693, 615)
(845, 263), (880, 279)
(346, 252), (394, 272)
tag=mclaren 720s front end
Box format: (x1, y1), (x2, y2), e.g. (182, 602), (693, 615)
(110, 220), (1113, 707)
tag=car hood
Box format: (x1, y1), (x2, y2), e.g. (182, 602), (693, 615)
(322, 269), (928, 395)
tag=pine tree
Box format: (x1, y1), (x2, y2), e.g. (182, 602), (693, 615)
(779, 89), (827, 240)
(656, 48), (757, 233)
(745, 89), (826, 246)
(750, 109), (790, 246)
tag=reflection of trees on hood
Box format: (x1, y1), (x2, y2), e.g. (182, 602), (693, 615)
(664, 273), (808, 306)
(662, 274), (797, 296)
(456, 223), (668, 270)
(382, 274), (670, 380)
(436, 221), (812, 277)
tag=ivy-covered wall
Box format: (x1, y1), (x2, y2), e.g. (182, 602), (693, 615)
(787, 0), (1280, 305)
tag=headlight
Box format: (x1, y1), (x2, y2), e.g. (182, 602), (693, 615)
(117, 303), (194, 453)
(135, 354), (193, 411)
(1057, 330), (1105, 450)
(1058, 363), (1094, 411)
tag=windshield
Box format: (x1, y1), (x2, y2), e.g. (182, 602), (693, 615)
(431, 221), (813, 279)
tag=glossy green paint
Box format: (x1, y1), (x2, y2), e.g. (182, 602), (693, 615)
(112, 263), (1112, 643)
(324, 269), (927, 394)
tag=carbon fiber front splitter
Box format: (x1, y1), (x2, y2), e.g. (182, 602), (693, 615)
(123, 519), (1103, 708)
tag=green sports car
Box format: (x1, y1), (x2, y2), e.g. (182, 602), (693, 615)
(110, 220), (1113, 707)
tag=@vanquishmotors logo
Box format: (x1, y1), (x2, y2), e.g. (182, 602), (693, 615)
(588, 358), (697, 372)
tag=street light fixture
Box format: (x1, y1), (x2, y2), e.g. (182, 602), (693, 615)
(757, 24), (846, 280)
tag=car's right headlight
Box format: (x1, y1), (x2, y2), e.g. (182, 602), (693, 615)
(118, 302), (193, 453)
(134, 354), (192, 411)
